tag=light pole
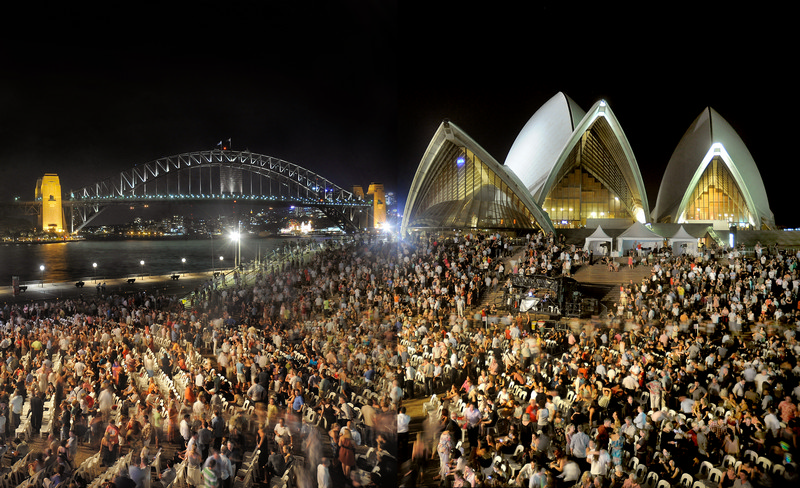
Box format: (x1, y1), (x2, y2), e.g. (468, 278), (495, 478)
(39, 264), (45, 287)
(140, 260), (145, 279)
(93, 262), (98, 283)
(181, 257), (186, 277)
(230, 227), (241, 269)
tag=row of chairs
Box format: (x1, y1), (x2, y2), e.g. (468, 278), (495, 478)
(0, 451), (34, 488)
(624, 449), (786, 488)
(230, 449), (260, 488)
(87, 450), (135, 488)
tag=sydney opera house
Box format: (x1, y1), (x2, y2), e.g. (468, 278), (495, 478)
(401, 92), (774, 237)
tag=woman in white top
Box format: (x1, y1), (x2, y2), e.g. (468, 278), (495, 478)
(435, 429), (452, 480)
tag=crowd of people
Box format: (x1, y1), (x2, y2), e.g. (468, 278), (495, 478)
(1, 228), (799, 488)
(396, 233), (800, 488)
(0, 231), (519, 488)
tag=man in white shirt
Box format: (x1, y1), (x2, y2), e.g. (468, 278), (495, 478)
(587, 441), (611, 478)
(98, 385), (114, 421)
(317, 458), (332, 488)
(397, 406), (411, 458)
(516, 459), (539, 488)
(179, 414), (192, 448)
(622, 372), (639, 392)
(274, 418), (292, 446)
(343, 420), (362, 446)
(763, 407), (781, 436)
(9, 390), (24, 431)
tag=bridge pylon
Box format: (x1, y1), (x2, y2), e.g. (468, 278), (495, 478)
(35, 174), (66, 233)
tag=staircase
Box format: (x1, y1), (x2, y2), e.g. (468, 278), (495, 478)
(571, 260), (654, 307)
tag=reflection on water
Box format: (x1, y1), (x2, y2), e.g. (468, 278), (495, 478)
(0, 238), (317, 284)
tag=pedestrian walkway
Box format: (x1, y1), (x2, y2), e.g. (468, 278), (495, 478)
(0, 271), (220, 304)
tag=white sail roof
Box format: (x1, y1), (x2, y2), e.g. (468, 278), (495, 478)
(402, 121), (555, 234)
(652, 107), (774, 228)
(504, 92), (585, 199)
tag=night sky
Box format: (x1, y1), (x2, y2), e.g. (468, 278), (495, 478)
(1, 3), (794, 226)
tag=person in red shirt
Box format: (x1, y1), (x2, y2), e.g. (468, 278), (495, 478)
(525, 398), (538, 423)
(105, 419), (121, 460)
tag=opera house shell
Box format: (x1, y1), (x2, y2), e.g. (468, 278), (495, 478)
(505, 93), (650, 227)
(403, 93), (772, 235)
(401, 121), (555, 234)
(651, 107), (774, 229)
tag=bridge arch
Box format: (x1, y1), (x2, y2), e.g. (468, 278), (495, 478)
(67, 149), (370, 232)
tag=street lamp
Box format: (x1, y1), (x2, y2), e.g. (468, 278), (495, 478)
(140, 260), (145, 278)
(181, 257), (186, 277)
(40, 264), (45, 287)
(93, 262), (98, 283)
(230, 228), (241, 268)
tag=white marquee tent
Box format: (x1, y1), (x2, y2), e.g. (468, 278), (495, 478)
(583, 226), (615, 255)
(668, 225), (700, 256)
(615, 222), (665, 254)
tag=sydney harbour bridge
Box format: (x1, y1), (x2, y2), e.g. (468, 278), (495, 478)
(20, 149), (376, 233)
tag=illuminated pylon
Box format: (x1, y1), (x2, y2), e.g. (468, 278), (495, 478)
(35, 174), (65, 233)
(367, 183), (386, 229)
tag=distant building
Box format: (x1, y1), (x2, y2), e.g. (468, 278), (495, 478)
(35, 173), (65, 233)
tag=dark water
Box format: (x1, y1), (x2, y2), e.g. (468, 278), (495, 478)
(0, 237), (322, 285)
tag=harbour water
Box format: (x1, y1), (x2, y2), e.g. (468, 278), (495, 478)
(0, 237), (326, 285)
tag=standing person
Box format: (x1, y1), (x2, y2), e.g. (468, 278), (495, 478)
(464, 402), (482, 452)
(129, 456), (149, 488)
(338, 429), (356, 480)
(141, 417), (153, 449)
(211, 410), (225, 451)
(105, 419), (121, 461)
(423, 358), (435, 397)
(405, 361), (416, 400)
(411, 432), (429, 485)
(266, 446), (286, 484)
(60, 402), (72, 441)
(361, 399), (377, 448)
(435, 429), (452, 481)
(205, 449), (232, 488)
(166, 399), (179, 444)
(197, 421), (213, 460)
(256, 427), (270, 484)
(569, 424), (591, 473)
(609, 430), (624, 468)
(29, 391), (44, 437)
(397, 406), (410, 459)
(317, 458), (332, 488)
(9, 389), (23, 433)
(0, 409), (6, 446)
(179, 414), (192, 449)
(100, 432), (113, 467)
(202, 458), (218, 488)
(97, 383), (114, 422)
(152, 405), (163, 449)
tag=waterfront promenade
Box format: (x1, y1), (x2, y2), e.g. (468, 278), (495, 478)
(0, 271), (220, 304)
(0, 240), (322, 305)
